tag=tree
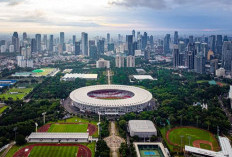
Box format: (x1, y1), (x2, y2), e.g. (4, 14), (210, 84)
(95, 140), (110, 157)
(150, 135), (158, 142)
(16, 134), (26, 145)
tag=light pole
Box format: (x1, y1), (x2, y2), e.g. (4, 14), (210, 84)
(180, 135), (184, 150)
(42, 112), (46, 124)
(188, 136), (191, 146)
(13, 127), (17, 141)
(35, 122), (38, 132)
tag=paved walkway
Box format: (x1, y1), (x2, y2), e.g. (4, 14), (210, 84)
(0, 142), (15, 157)
(104, 122), (125, 157)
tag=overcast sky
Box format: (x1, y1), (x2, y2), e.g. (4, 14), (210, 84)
(0, 0), (231, 35)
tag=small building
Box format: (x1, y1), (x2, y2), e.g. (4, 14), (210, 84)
(61, 73), (98, 81)
(96, 58), (110, 68)
(128, 120), (157, 138)
(216, 68), (226, 77)
(134, 142), (170, 157)
(27, 132), (89, 143)
(132, 75), (155, 81)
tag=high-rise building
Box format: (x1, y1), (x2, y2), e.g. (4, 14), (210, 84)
(107, 33), (110, 43)
(73, 35), (76, 45)
(35, 34), (41, 52)
(174, 31), (179, 44)
(164, 34), (170, 54)
(209, 35), (216, 52)
(23, 32), (27, 40)
(150, 35), (154, 49)
(74, 42), (81, 56)
(216, 35), (223, 55)
(210, 59), (218, 74)
(43, 35), (48, 50)
(201, 43), (208, 58)
(81, 32), (88, 56)
(189, 36), (194, 44)
(89, 45), (97, 59)
(186, 51), (195, 70)
(126, 35), (133, 56)
(49, 35), (54, 52)
(222, 41), (232, 71)
(132, 30), (135, 41)
(173, 45), (179, 68)
(142, 32), (148, 50)
(126, 55), (135, 67)
(97, 40), (104, 55)
(12, 32), (19, 52)
(60, 32), (65, 44)
(194, 53), (205, 74)
(223, 36), (228, 42)
(108, 43), (114, 51)
(31, 38), (36, 53)
(115, 55), (125, 68)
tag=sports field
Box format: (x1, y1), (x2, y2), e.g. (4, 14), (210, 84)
(32, 68), (56, 77)
(140, 150), (163, 157)
(161, 126), (220, 152)
(48, 123), (88, 132)
(0, 87), (33, 100)
(29, 146), (78, 157)
(0, 106), (8, 114)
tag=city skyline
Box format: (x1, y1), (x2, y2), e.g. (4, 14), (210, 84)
(0, 0), (232, 34)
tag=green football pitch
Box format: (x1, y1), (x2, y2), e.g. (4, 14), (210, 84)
(29, 146), (78, 157)
(48, 124), (88, 132)
(0, 88), (33, 100)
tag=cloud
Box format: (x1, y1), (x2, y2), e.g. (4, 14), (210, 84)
(108, 0), (167, 10)
(0, 0), (26, 6)
(109, 0), (232, 10)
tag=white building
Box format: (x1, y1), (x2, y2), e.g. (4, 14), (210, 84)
(216, 68), (226, 77)
(96, 58), (110, 68)
(61, 73), (98, 81)
(127, 55), (135, 67)
(128, 120), (157, 138)
(132, 75), (155, 81)
(9, 45), (14, 53)
(1, 45), (6, 53)
(16, 56), (33, 68)
(28, 132), (89, 143)
(115, 55), (124, 68)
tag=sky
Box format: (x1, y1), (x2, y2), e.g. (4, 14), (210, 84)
(0, 0), (232, 36)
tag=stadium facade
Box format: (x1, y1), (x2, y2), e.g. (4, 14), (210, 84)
(70, 85), (153, 115)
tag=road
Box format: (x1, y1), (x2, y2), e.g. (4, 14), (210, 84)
(218, 97), (232, 134)
(104, 122), (125, 157)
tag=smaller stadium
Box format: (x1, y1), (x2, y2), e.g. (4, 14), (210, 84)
(70, 85), (153, 115)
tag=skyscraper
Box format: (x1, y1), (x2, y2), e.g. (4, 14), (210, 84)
(194, 53), (205, 74)
(174, 31), (179, 44)
(173, 45), (179, 68)
(12, 32), (19, 52)
(189, 35), (194, 44)
(142, 32), (148, 50)
(23, 32), (27, 40)
(73, 35), (76, 45)
(222, 41), (232, 71)
(209, 35), (216, 52)
(164, 34), (170, 54)
(108, 43), (114, 51)
(60, 32), (65, 44)
(31, 38), (37, 53)
(126, 55), (135, 67)
(35, 34), (41, 52)
(115, 55), (125, 68)
(107, 33), (110, 43)
(81, 32), (88, 56)
(49, 35), (54, 52)
(216, 35), (223, 55)
(74, 42), (80, 56)
(126, 35), (133, 56)
(97, 40), (104, 55)
(132, 30), (135, 41)
(43, 35), (48, 50)
(89, 45), (97, 59)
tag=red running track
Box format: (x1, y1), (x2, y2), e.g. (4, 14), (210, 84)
(38, 123), (97, 136)
(13, 143), (92, 157)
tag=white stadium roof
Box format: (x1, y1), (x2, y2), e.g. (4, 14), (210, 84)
(128, 120), (157, 133)
(70, 85), (153, 107)
(28, 132), (89, 139)
(62, 73), (98, 79)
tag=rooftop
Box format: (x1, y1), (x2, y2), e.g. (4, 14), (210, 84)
(62, 73), (98, 79)
(132, 75), (155, 80)
(28, 132), (89, 139)
(128, 120), (157, 133)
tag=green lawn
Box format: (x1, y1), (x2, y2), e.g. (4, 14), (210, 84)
(29, 146), (78, 157)
(160, 126), (219, 152)
(196, 80), (208, 84)
(48, 124), (88, 132)
(0, 106), (8, 114)
(57, 117), (98, 125)
(5, 144), (31, 157)
(200, 143), (212, 150)
(0, 88), (33, 100)
(33, 68), (56, 76)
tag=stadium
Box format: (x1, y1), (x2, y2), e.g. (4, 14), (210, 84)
(70, 85), (153, 115)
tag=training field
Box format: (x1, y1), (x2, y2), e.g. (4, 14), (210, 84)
(12, 143), (92, 157)
(48, 123), (88, 132)
(29, 146), (78, 157)
(0, 88), (33, 100)
(32, 68), (56, 77)
(165, 126), (220, 152)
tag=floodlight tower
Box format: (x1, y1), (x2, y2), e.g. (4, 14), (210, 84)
(35, 122), (38, 132)
(42, 112), (46, 124)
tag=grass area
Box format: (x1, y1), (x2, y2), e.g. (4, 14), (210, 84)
(33, 68), (56, 77)
(0, 87), (33, 100)
(0, 106), (8, 114)
(48, 124), (88, 132)
(83, 142), (96, 157)
(57, 116), (98, 125)
(200, 143), (212, 150)
(29, 146), (78, 157)
(160, 126), (219, 152)
(5, 144), (31, 157)
(196, 80), (208, 83)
